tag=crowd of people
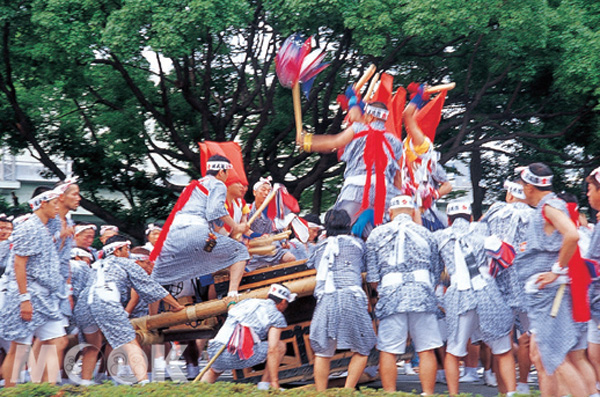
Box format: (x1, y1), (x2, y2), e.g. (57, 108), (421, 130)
(0, 81), (598, 397)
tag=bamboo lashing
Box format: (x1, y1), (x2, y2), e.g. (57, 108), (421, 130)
(364, 72), (380, 102)
(354, 64), (376, 92)
(550, 284), (566, 317)
(425, 82), (456, 94)
(131, 276), (317, 332)
(248, 230), (292, 248)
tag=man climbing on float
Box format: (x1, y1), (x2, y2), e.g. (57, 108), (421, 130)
(296, 93), (403, 232)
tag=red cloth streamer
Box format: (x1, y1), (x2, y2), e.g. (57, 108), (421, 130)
(542, 204), (591, 322)
(199, 141), (248, 187)
(266, 185), (300, 220)
(415, 90), (447, 142)
(386, 87), (406, 140)
(353, 126), (395, 225)
(149, 180), (209, 262)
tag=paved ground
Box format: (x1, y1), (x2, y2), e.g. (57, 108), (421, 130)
(363, 373), (539, 396)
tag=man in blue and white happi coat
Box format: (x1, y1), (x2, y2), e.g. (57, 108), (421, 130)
(434, 200), (516, 396)
(74, 235), (183, 385)
(480, 180), (533, 326)
(200, 283), (292, 391)
(366, 195), (443, 395)
(479, 179), (534, 393)
(151, 155), (250, 297)
(0, 188), (64, 387)
(515, 163), (589, 396)
(307, 209), (376, 392)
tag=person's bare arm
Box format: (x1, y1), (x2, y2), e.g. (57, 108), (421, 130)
(296, 125), (356, 153)
(14, 255), (32, 321)
(536, 205), (580, 288)
(162, 294), (184, 312)
(124, 289), (139, 315)
(220, 214), (249, 236)
(403, 102), (426, 147)
(266, 327), (284, 389)
(438, 181), (452, 198)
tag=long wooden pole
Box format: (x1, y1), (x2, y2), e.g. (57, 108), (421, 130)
(131, 276), (316, 331)
(354, 64), (376, 93)
(425, 82), (456, 94)
(364, 72), (380, 102)
(292, 83), (303, 143)
(193, 343), (227, 383)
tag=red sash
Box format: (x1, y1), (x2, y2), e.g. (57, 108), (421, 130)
(353, 126), (395, 225)
(149, 179), (209, 261)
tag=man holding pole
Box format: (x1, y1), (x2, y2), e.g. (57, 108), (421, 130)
(514, 163), (586, 396)
(200, 283), (293, 390)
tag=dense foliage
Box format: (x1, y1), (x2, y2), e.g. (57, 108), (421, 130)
(0, 0), (599, 234)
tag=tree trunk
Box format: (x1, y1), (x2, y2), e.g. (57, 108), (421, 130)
(470, 149), (485, 219)
(312, 178), (322, 214)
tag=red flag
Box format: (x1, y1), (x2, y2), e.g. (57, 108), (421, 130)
(266, 184), (300, 220)
(415, 90), (447, 142)
(386, 87), (406, 140)
(198, 141), (248, 186)
(370, 73), (393, 105)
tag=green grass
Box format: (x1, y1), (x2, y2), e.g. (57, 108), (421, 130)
(0, 381), (506, 396)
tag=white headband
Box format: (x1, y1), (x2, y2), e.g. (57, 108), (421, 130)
(590, 167), (600, 185)
(206, 161), (233, 171)
(389, 195), (414, 210)
(516, 166), (553, 187)
(503, 180), (525, 200)
(130, 253), (150, 261)
(28, 190), (60, 211)
(100, 225), (119, 235)
(365, 104), (389, 121)
(53, 176), (79, 195)
(75, 224), (97, 235)
(268, 283), (297, 302)
(145, 223), (162, 235)
(253, 176), (272, 192)
(447, 201), (472, 216)
(103, 240), (131, 256)
(70, 247), (93, 260)
(0, 213), (13, 222)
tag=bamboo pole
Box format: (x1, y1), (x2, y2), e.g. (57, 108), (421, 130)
(248, 230), (292, 248)
(193, 344), (227, 383)
(131, 276), (317, 331)
(364, 72), (380, 102)
(425, 82), (456, 94)
(247, 185), (280, 228)
(292, 83), (303, 143)
(354, 64), (376, 93)
(248, 245), (276, 256)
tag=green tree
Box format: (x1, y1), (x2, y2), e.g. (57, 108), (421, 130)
(0, 0), (598, 236)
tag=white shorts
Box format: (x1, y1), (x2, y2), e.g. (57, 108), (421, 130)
(377, 312), (443, 354)
(13, 320), (66, 345)
(446, 309), (512, 357)
(588, 319), (600, 345)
